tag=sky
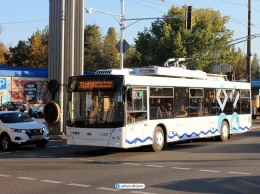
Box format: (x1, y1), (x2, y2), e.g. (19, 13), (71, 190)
(1, 0), (260, 59)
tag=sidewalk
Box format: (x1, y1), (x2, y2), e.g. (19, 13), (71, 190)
(252, 119), (260, 130)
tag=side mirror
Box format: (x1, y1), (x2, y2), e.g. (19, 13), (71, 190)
(127, 88), (132, 101)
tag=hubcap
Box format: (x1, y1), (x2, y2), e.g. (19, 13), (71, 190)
(222, 125), (228, 138)
(155, 131), (163, 147)
(2, 137), (9, 150)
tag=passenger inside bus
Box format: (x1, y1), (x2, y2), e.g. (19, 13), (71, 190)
(176, 104), (188, 117)
(165, 103), (173, 118)
(197, 99), (203, 116)
(150, 98), (166, 118)
(126, 101), (132, 111)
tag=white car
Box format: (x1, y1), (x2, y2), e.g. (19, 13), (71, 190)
(0, 111), (49, 151)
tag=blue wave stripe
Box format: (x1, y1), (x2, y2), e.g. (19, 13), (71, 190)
(126, 126), (251, 145)
(232, 126), (251, 131)
(169, 129), (219, 139)
(126, 136), (152, 145)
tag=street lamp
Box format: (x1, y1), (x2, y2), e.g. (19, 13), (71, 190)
(86, 0), (125, 68)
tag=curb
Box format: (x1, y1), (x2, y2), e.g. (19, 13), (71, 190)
(49, 135), (67, 140)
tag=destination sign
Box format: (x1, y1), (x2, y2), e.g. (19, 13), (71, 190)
(78, 81), (114, 89)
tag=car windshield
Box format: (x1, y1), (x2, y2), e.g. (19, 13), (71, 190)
(0, 112), (32, 123)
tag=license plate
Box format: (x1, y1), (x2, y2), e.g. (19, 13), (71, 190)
(31, 135), (42, 139)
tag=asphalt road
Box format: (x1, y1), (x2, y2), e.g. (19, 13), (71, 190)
(0, 130), (259, 194)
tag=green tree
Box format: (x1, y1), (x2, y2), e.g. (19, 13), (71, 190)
(84, 25), (104, 72)
(231, 48), (246, 80)
(5, 40), (30, 66)
(28, 30), (48, 67)
(124, 46), (141, 67)
(41, 26), (49, 45)
(135, 5), (236, 72)
(103, 27), (119, 68)
(4, 27), (48, 67)
(252, 53), (260, 79)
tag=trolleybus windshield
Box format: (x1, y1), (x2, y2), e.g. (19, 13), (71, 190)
(67, 75), (124, 128)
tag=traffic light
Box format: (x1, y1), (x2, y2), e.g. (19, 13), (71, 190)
(186, 6), (192, 30)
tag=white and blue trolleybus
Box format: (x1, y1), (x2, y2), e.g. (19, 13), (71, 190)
(66, 58), (251, 151)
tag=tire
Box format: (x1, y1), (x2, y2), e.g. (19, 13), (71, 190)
(36, 141), (47, 148)
(1, 134), (12, 151)
(152, 126), (164, 152)
(218, 121), (230, 142)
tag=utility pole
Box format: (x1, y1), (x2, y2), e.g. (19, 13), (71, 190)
(247, 0), (251, 82)
(119, 0), (124, 68)
(86, 0), (125, 68)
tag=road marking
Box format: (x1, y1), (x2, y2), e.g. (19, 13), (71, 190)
(0, 174), (11, 177)
(122, 163), (140, 165)
(14, 150), (24, 152)
(68, 183), (91, 188)
(61, 158), (74, 160)
(16, 177), (36, 180)
(108, 161), (117, 164)
(199, 169), (220, 173)
(0, 152), (11, 154)
(79, 159), (94, 162)
(130, 191), (157, 194)
(171, 167), (191, 170)
(97, 187), (120, 192)
(41, 180), (63, 184)
(146, 165), (164, 168)
(228, 171), (252, 175)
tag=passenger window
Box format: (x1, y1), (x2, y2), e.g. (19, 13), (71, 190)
(127, 88), (147, 124)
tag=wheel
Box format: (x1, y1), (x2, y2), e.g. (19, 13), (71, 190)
(36, 141), (47, 148)
(1, 134), (12, 151)
(152, 126), (164, 152)
(218, 121), (230, 142)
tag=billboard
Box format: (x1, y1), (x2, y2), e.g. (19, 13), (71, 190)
(12, 80), (48, 104)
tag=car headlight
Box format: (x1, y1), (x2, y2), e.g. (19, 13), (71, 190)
(12, 129), (27, 133)
(43, 126), (49, 133)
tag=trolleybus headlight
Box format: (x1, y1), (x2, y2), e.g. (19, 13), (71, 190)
(117, 136), (120, 140)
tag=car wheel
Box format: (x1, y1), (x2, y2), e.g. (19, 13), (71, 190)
(1, 134), (12, 151)
(152, 126), (164, 152)
(36, 142), (47, 148)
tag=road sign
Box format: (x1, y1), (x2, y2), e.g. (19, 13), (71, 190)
(0, 78), (7, 89)
(116, 39), (130, 53)
(212, 65), (231, 73)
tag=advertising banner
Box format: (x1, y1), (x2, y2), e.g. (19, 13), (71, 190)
(12, 80), (48, 104)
